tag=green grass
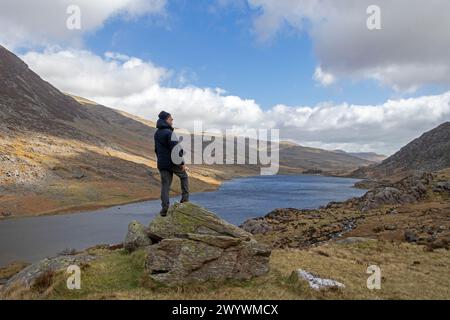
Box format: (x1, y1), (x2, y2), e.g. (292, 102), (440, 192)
(49, 249), (147, 300)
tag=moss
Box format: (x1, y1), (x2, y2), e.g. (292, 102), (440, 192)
(149, 202), (250, 239)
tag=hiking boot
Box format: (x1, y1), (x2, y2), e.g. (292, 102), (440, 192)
(180, 198), (189, 204)
(159, 207), (168, 216)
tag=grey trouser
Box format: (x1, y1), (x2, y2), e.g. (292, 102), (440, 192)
(159, 166), (189, 209)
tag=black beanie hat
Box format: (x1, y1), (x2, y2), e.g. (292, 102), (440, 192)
(158, 111), (171, 120)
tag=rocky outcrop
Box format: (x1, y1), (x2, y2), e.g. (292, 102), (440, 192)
(329, 172), (434, 212)
(434, 181), (450, 192)
(353, 172), (433, 211)
(124, 220), (152, 252)
(143, 203), (271, 286)
(352, 122), (450, 179)
(240, 218), (273, 235)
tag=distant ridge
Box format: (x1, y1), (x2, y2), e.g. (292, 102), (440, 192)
(352, 122), (450, 180)
(333, 150), (386, 163)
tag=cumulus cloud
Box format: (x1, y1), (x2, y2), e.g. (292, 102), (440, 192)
(247, 0), (450, 92)
(313, 66), (335, 87)
(267, 93), (450, 154)
(22, 49), (168, 98)
(22, 49), (450, 155)
(0, 0), (166, 48)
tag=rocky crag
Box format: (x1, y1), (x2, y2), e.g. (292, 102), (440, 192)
(353, 122), (450, 180)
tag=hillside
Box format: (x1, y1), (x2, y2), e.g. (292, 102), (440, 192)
(0, 45), (371, 217)
(334, 150), (386, 163)
(353, 122), (450, 180)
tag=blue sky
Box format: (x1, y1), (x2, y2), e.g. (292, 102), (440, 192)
(83, 1), (440, 109)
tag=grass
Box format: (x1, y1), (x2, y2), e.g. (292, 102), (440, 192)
(0, 261), (30, 280)
(39, 240), (450, 300)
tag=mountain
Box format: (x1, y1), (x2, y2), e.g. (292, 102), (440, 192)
(353, 122), (450, 180)
(277, 144), (373, 175)
(0, 45), (371, 217)
(334, 150), (386, 163)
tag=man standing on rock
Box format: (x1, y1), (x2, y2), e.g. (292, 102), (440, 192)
(154, 111), (189, 216)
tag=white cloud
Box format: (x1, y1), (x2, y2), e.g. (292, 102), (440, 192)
(247, 0), (450, 92)
(313, 66), (335, 87)
(0, 0), (166, 48)
(22, 49), (168, 98)
(22, 49), (450, 155)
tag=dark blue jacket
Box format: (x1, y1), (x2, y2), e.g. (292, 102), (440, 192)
(154, 119), (184, 170)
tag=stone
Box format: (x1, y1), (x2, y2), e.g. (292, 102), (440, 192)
(384, 224), (397, 231)
(144, 202), (271, 286)
(124, 220), (152, 252)
(404, 230), (418, 243)
(357, 173), (434, 211)
(290, 269), (345, 291)
(1, 254), (95, 296)
(435, 181), (450, 191)
(240, 218), (273, 234)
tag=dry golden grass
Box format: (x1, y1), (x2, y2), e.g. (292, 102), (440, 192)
(0, 261), (30, 280)
(28, 240), (449, 300)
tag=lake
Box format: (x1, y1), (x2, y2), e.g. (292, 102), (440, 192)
(0, 175), (366, 266)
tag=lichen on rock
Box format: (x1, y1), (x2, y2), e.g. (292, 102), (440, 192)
(124, 220), (152, 252)
(148, 203), (253, 240)
(143, 202), (271, 286)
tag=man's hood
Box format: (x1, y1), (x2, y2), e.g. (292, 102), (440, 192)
(156, 118), (174, 130)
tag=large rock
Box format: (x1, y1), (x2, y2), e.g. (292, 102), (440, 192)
(241, 218), (273, 235)
(124, 220), (152, 252)
(343, 172), (435, 212)
(290, 269), (345, 291)
(144, 203), (271, 286)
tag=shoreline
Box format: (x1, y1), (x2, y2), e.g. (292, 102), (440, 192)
(0, 173), (362, 221)
(0, 184), (221, 221)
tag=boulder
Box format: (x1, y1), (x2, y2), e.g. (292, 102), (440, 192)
(124, 220), (152, 252)
(240, 218), (273, 234)
(435, 181), (450, 191)
(289, 269), (345, 291)
(144, 203), (271, 286)
(357, 173), (434, 211)
(404, 230), (418, 243)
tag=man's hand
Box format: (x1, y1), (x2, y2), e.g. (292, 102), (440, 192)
(181, 165), (187, 172)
